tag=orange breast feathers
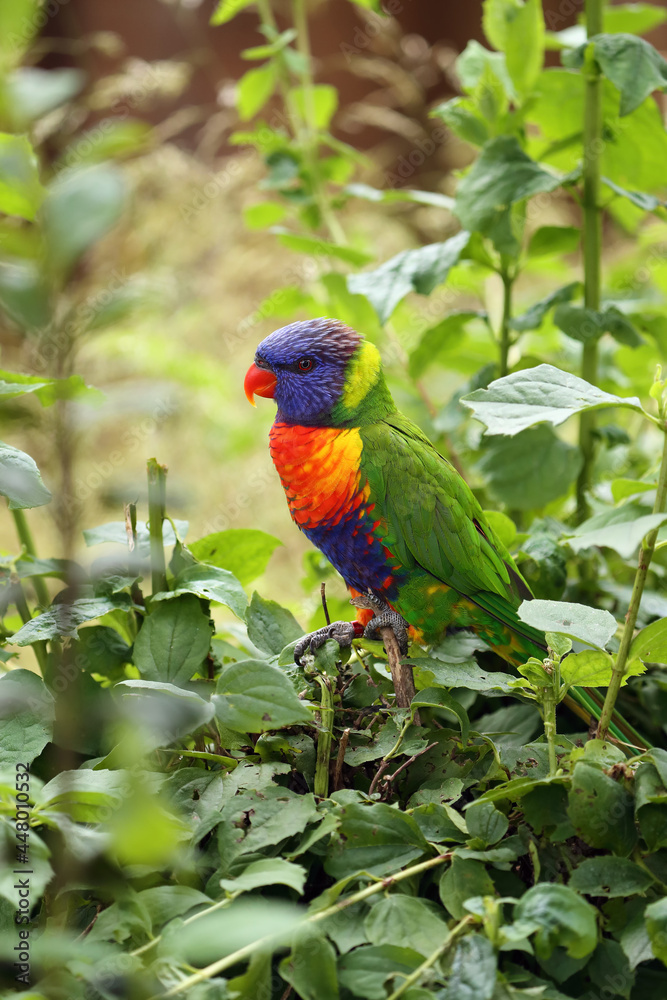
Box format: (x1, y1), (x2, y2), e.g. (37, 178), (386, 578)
(269, 422), (370, 530)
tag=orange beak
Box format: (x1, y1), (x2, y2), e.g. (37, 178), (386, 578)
(244, 362), (277, 406)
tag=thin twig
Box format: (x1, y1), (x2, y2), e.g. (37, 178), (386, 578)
(385, 742), (438, 785)
(368, 759), (391, 797)
(321, 582), (331, 625)
(333, 727), (350, 791)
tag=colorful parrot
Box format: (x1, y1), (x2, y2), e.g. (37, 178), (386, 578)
(244, 318), (644, 747)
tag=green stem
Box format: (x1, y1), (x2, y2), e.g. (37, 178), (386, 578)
(386, 915), (476, 1000)
(576, 0), (604, 524)
(152, 853), (452, 998)
(597, 424), (667, 739)
(499, 262), (514, 378)
(12, 508), (50, 608)
(291, 0), (346, 244)
(147, 459), (168, 595)
(543, 658), (560, 776)
(314, 675), (334, 798)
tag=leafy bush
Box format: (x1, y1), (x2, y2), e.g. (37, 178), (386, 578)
(2, 0), (667, 998)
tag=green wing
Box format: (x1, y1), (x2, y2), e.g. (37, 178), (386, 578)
(360, 411), (532, 611)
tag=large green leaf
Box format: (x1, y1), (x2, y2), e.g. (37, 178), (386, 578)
(133, 594), (211, 686)
(553, 303), (643, 347)
(0, 442), (51, 509)
(189, 529), (282, 586)
(645, 897), (667, 965)
(514, 883), (598, 959)
(347, 231), (469, 324)
(442, 932), (497, 1000)
(326, 802), (429, 878)
(439, 857), (496, 919)
(245, 591), (304, 656)
(594, 33), (667, 116)
(0, 133), (44, 220)
(152, 564), (247, 619)
(483, 0), (544, 98)
(454, 136), (564, 234)
(220, 858), (307, 895)
(42, 164), (127, 276)
(213, 659), (313, 732)
(569, 857), (654, 898)
(567, 761), (637, 855)
(518, 599), (617, 649)
(0, 669), (54, 767)
(280, 926), (339, 1000)
(601, 3), (667, 35)
(11, 594), (131, 645)
(237, 63), (277, 120)
(630, 617), (667, 664)
(0, 260), (50, 331)
(364, 895), (448, 957)
(337, 945), (424, 1000)
(408, 311), (486, 378)
(566, 504), (667, 559)
(510, 281), (581, 332)
(463, 363), (644, 435)
(0, 369), (100, 404)
(477, 425), (581, 510)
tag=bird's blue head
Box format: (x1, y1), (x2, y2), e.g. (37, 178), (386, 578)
(244, 318), (391, 426)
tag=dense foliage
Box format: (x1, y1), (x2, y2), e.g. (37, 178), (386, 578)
(3, 0), (667, 998)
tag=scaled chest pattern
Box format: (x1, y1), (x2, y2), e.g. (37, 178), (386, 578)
(269, 421), (398, 596)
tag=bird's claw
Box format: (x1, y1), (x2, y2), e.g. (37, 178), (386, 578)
(350, 591), (410, 656)
(293, 621), (362, 666)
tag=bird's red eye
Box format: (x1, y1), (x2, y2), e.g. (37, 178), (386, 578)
(298, 358), (313, 372)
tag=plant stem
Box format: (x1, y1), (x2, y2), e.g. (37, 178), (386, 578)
(314, 675), (334, 797)
(597, 425), (667, 739)
(386, 915), (476, 1000)
(152, 853), (452, 998)
(291, 0), (346, 244)
(147, 459), (168, 595)
(543, 657), (560, 776)
(499, 261), (514, 378)
(12, 508), (50, 608)
(576, 0), (604, 524)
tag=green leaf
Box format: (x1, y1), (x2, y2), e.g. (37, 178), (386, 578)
(477, 425), (582, 510)
(483, 0), (544, 98)
(364, 895), (448, 957)
(292, 84), (338, 130)
(569, 857), (654, 897)
(0, 0), (40, 72)
(554, 303), (644, 347)
(0, 259), (50, 332)
(347, 231), (469, 325)
(39, 767), (128, 822)
(337, 945), (424, 1000)
(465, 800), (509, 845)
(514, 883), (598, 959)
(133, 594), (211, 685)
(213, 658), (312, 732)
(408, 311), (486, 378)
(566, 506), (667, 559)
(601, 175), (665, 212)
(568, 761), (637, 855)
(6, 67), (85, 127)
(645, 897), (667, 965)
(0, 441), (51, 509)
(280, 926), (339, 1000)
(242, 28), (297, 60)
(0, 369), (100, 405)
(594, 33), (667, 116)
(275, 231), (371, 266)
(220, 858), (307, 895)
(211, 0), (255, 24)
(518, 599), (617, 649)
(414, 656), (518, 694)
(137, 885), (211, 928)
(246, 591), (304, 656)
(42, 164), (126, 276)
(410, 688), (470, 744)
(527, 225), (580, 257)
(152, 564), (247, 619)
(431, 96), (490, 147)
(326, 801), (429, 879)
(443, 933), (497, 1000)
(462, 363), (644, 436)
(172, 897), (304, 966)
(243, 201), (286, 229)
(454, 136), (564, 235)
(630, 617), (667, 664)
(560, 649), (614, 688)
(439, 857), (496, 919)
(237, 62), (277, 120)
(11, 594), (131, 645)
(113, 679), (214, 749)
(345, 182), (455, 210)
(189, 528), (282, 586)
(0, 668), (54, 767)
(510, 282), (581, 332)
(602, 3), (667, 35)
(0, 133), (44, 220)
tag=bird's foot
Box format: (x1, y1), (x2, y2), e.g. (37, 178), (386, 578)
(294, 620), (364, 666)
(350, 591), (410, 656)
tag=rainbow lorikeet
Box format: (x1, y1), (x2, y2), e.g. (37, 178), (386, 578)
(244, 318), (642, 746)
